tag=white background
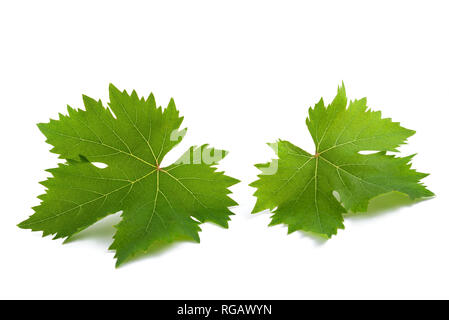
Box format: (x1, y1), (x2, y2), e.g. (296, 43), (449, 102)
(1, 1), (448, 299)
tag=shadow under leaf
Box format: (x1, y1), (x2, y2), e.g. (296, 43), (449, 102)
(119, 236), (198, 268)
(64, 212), (123, 246)
(345, 191), (429, 219)
(299, 191), (432, 243)
(63, 211), (198, 267)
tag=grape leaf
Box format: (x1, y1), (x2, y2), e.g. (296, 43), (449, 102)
(250, 84), (433, 237)
(19, 84), (239, 266)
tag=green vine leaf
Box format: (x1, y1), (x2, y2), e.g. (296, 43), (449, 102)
(19, 84), (239, 266)
(250, 84), (433, 237)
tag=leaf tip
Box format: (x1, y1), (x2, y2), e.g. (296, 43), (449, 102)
(108, 83), (121, 96)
